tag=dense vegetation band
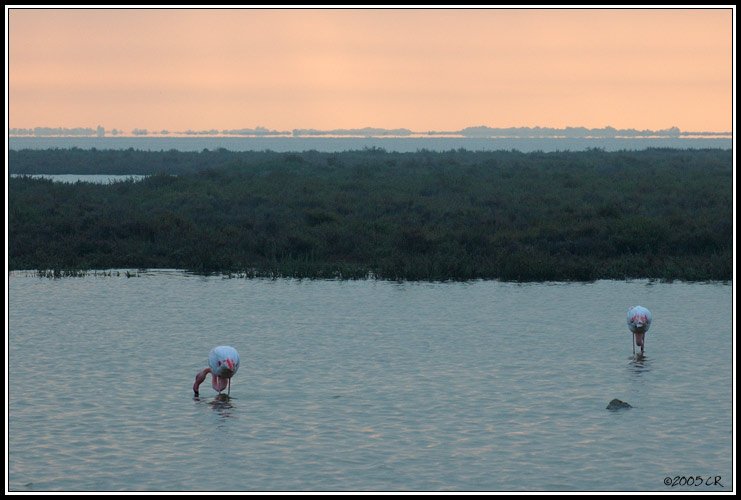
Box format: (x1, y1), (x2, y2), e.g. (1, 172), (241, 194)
(8, 148), (732, 281)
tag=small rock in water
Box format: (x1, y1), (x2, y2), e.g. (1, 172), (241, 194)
(607, 399), (632, 410)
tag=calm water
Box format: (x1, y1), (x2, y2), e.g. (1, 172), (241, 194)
(8, 136), (732, 152)
(8, 274), (733, 492)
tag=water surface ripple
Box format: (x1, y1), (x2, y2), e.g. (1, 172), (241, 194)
(8, 274), (733, 491)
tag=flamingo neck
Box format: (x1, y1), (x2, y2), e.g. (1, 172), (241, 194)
(193, 367), (212, 396)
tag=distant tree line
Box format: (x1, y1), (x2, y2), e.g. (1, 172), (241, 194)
(449, 125), (683, 138)
(292, 127), (414, 136)
(12, 125), (729, 138)
(9, 126), (108, 137)
(10, 147), (277, 175)
(8, 148), (732, 281)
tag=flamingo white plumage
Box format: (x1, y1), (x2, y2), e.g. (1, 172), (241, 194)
(193, 346), (240, 396)
(627, 306), (652, 355)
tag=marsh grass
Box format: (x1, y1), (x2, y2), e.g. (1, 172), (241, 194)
(9, 148), (732, 282)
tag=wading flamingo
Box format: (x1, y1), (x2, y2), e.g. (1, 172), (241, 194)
(627, 306), (652, 355)
(193, 346), (240, 397)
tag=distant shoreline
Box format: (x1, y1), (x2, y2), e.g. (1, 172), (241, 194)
(8, 134), (732, 139)
(9, 125), (731, 139)
(8, 136), (732, 154)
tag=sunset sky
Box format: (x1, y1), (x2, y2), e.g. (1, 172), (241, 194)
(7, 8), (733, 133)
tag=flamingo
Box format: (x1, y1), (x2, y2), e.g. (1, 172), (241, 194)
(627, 306), (652, 355)
(193, 346), (240, 397)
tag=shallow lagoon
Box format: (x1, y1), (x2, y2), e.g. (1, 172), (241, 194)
(8, 274), (733, 491)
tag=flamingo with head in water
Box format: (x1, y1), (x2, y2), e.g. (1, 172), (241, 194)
(193, 346), (240, 396)
(627, 306), (652, 355)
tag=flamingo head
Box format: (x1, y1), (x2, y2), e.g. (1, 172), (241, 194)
(215, 357), (237, 378)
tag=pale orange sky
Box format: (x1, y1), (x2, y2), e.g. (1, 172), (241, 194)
(7, 8), (733, 132)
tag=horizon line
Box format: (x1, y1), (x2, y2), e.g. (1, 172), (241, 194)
(8, 124), (733, 138)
